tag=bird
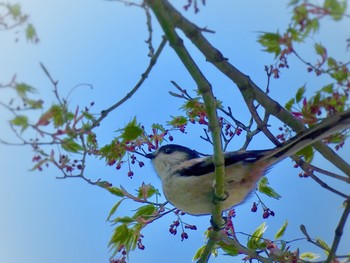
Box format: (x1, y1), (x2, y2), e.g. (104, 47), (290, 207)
(145, 110), (350, 215)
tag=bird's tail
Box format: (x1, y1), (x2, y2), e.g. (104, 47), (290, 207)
(261, 110), (350, 166)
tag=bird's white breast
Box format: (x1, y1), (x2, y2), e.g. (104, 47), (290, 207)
(160, 163), (265, 215)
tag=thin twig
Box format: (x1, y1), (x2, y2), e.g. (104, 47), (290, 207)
(90, 36), (167, 130)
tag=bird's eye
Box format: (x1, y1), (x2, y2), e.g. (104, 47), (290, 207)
(163, 147), (173, 154)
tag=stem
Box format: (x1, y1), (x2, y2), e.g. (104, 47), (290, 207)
(326, 197), (350, 263)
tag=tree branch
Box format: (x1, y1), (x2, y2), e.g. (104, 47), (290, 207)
(146, 1), (226, 261)
(326, 197), (350, 263)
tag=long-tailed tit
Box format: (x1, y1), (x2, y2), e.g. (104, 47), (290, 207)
(145, 110), (350, 215)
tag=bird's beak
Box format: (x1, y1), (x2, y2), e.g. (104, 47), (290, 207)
(145, 153), (155, 159)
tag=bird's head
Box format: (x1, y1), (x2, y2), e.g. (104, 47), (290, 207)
(145, 144), (200, 176)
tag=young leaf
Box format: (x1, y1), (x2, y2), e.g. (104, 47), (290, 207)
(151, 123), (166, 131)
(295, 85), (306, 103)
(7, 3), (21, 18)
(275, 220), (288, 239)
(108, 187), (125, 197)
(112, 216), (135, 225)
(50, 105), (65, 127)
(218, 241), (239, 256)
(26, 24), (37, 42)
(106, 199), (125, 222)
(327, 57), (338, 68)
(137, 183), (158, 199)
(314, 43), (326, 56)
(15, 83), (36, 98)
(324, 0), (347, 20)
(285, 98), (295, 111)
(258, 177), (281, 199)
(192, 245), (206, 261)
(96, 180), (111, 188)
(321, 83), (334, 94)
(316, 237), (331, 255)
(257, 32), (282, 57)
(168, 116), (188, 126)
(10, 115), (28, 132)
(120, 117), (143, 141)
(61, 138), (83, 153)
(133, 204), (156, 219)
(30, 158), (49, 171)
(300, 252), (320, 260)
(109, 224), (129, 246)
(25, 99), (43, 109)
(82, 111), (95, 120)
(295, 145), (314, 163)
(247, 222), (267, 250)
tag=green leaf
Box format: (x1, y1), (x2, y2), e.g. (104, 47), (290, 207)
(168, 115), (188, 126)
(324, 0), (347, 20)
(308, 18), (320, 33)
(30, 158), (49, 171)
(288, 27), (303, 42)
(295, 145), (314, 163)
(7, 3), (21, 18)
(151, 123), (166, 131)
(321, 84), (334, 94)
(61, 138), (83, 153)
(327, 57), (338, 68)
(275, 220), (288, 239)
(109, 223), (143, 257)
(26, 24), (37, 42)
(331, 69), (348, 82)
(133, 204), (156, 219)
(15, 83), (36, 98)
(316, 237), (331, 255)
(192, 245), (207, 261)
(137, 183), (158, 199)
(120, 117), (143, 141)
(24, 99), (43, 109)
(312, 92), (321, 105)
(258, 177), (281, 199)
(247, 222), (267, 250)
(50, 105), (65, 128)
(257, 32), (282, 57)
(95, 180), (111, 188)
(218, 241), (239, 256)
(314, 43), (326, 56)
(300, 252), (320, 260)
(87, 133), (98, 148)
(112, 216), (135, 225)
(10, 115), (29, 132)
(285, 98), (295, 111)
(183, 98), (201, 110)
(295, 85), (306, 103)
(109, 224), (130, 245)
(106, 199), (124, 222)
(108, 187), (125, 197)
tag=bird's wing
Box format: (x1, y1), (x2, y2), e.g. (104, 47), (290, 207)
(179, 149), (273, 176)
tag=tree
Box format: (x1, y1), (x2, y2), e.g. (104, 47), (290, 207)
(1, 0), (349, 262)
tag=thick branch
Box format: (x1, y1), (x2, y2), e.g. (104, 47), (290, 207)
(326, 197), (350, 263)
(146, 0), (226, 260)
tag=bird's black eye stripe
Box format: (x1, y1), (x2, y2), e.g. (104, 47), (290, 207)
(158, 144), (200, 159)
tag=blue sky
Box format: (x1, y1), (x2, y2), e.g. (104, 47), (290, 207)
(0, 0), (349, 262)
